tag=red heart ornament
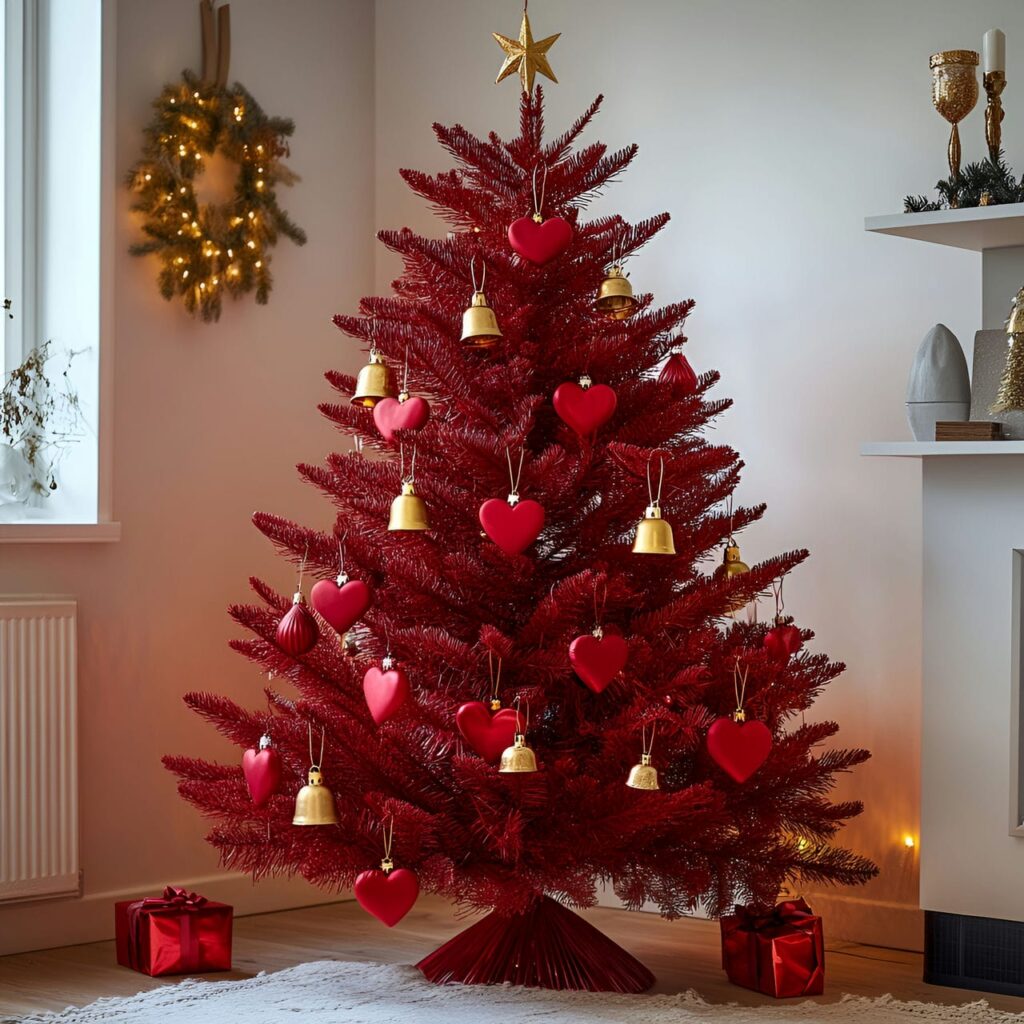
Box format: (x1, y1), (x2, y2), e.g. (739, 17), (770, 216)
(354, 867), (419, 927)
(372, 395), (430, 442)
(569, 631), (629, 693)
(310, 576), (372, 636)
(456, 701), (520, 762)
(553, 382), (617, 436)
(764, 624), (803, 660)
(276, 598), (319, 656)
(242, 742), (281, 808)
(479, 498), (545, 556)
(706, 717), (773, 783)
(363, 663), (410, 725)
(508, 216), (573, 264)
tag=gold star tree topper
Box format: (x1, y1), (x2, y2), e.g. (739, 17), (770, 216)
(493, 9), (559, 95)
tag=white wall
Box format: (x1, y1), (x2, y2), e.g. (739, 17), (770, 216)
(373, 0), (1024, 948)
(0, 0), (374, 954)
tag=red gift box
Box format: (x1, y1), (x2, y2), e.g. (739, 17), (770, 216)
(115, 886), (232, 976)
(720, 897), (824, 997)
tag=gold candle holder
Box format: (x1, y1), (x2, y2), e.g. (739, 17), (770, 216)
(984, 69), (1006, 162)
(930, 50), (979, 198)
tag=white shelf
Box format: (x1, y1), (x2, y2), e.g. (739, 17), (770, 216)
(865, 203), (1024, 251)
(862, 441), (1024, 457)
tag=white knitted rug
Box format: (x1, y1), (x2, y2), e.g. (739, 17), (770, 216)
(9, 960), (1024, 1024)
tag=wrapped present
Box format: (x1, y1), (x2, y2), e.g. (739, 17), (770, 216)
(115, 886), (232, 976)
(720, 897), (824, 997)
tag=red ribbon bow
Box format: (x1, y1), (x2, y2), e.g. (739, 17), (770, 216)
(733, 897), (815, 931)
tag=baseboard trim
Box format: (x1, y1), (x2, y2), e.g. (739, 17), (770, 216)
(598, 886), (922, 953)
(0, 872), (351, 956)
(801, 890), (923, 952)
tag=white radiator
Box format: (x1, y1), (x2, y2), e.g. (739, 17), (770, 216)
(0, 598), (79, 902)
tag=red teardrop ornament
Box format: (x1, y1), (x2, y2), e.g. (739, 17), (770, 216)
(276, 596), (319, 656)
(553, 381), (617, 436)
(569, 631), (628, 694)
(363, 661), (411, 725)
(372, 394), (431, 442)
(354, 867), (419, 927)
(706, 717), (773, 783)
(507, 215), (573, 264)
(659, 352), (698, 393)
(242, 737), (281, 808)
(479, 498), (545, 556)
(310, 576), (372, 636)
(456, 701), (520, 762)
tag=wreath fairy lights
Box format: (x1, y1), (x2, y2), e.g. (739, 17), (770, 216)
(126, 69), (306, 322)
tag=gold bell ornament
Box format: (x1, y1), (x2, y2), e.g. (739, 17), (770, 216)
(632, 455), (676, 555)
(992, 285), (1024, 413)
(722, 539), (751, 614)
(292, 726), (339, 826)
(460, 258), (502, 349)
(499, 698), (538, 774)
(595, 264), (637, 320)
(626, 724), (660, 790)
(387, 443), (430, 531)
(351, 348), (396, 409)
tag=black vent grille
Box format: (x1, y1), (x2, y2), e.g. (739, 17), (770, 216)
(926, 910), (1024, 996)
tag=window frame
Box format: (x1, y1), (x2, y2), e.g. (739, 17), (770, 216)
(0, 0), (118, 543)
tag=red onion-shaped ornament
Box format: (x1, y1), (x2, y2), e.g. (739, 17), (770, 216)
(276, 591), (319, 656)
(764, 622), (803, 660)
(659, 343), (698, 393)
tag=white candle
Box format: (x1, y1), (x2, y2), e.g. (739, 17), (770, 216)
(984, 28), (1006, 74)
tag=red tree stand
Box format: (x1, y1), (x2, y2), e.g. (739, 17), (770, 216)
(165, 89), (876, 991)
(418, 897), (654, 992)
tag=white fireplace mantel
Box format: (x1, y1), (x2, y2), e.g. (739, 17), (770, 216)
(864, 203), (1024, 927)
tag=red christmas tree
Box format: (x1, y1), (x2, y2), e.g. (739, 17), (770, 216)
(165, 90), (876, 992)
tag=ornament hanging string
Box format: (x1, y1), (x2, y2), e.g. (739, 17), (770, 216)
(593, 579), (607, 630)
(470, 257), (487, 293)
(772, 578), (785, 621)
(399, 442), (417, 484)
(733, 660), (750, 718)
(641, 722), (657, 758)
(307, 723), (326, 770)
(336, 533), (348, 576)
(646, 455), (665, 508)
(531, 164), (548, 218)
(488, 651), (502, 701)
(513, 695), (530, 736)
(381, 814), (395, 863)
(505, 447), (525, 497)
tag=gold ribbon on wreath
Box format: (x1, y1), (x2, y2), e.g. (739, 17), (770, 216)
(199, 0), (231, 89)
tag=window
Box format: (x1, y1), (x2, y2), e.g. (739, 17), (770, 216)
(1, 0), (110, 535)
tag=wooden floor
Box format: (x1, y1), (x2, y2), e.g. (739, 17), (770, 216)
(3, 896), (1024, 1019)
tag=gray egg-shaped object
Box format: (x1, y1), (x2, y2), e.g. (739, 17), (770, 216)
(906, 324), (971, 440)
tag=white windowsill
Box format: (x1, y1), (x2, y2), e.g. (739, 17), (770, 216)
(0, 521), (121, 543)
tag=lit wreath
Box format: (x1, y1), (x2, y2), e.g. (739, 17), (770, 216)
(126, 70), (306, 322)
